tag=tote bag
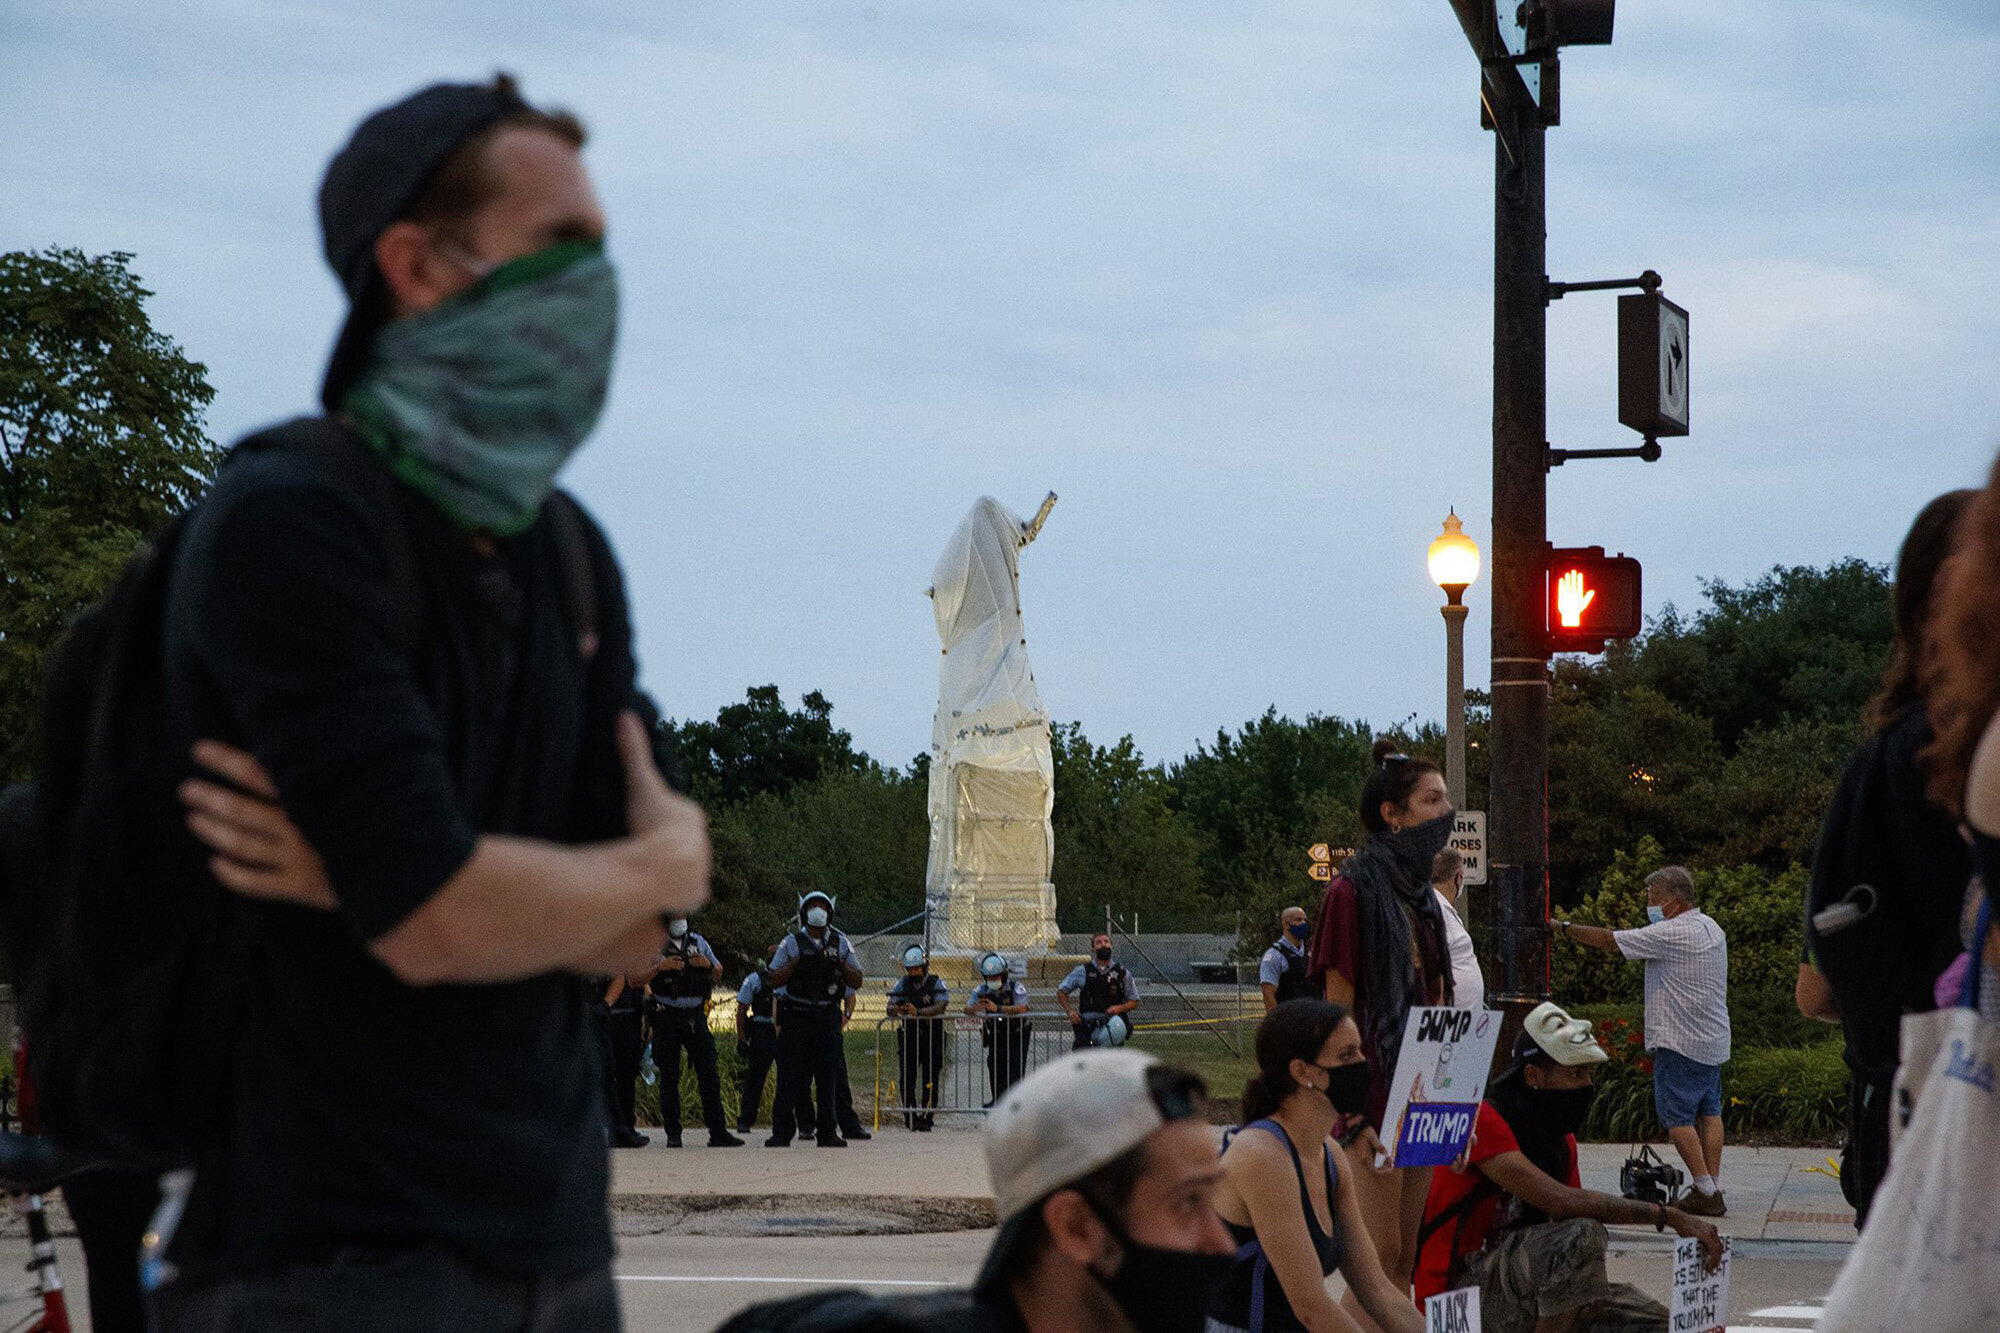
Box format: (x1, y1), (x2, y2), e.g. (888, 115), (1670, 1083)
(1821, 899), (2000, 1331)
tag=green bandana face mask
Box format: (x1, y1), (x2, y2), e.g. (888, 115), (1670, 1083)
(343, 238), (618, 536)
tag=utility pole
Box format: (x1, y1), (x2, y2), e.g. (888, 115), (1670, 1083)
(1486, 55), (1551, 1011)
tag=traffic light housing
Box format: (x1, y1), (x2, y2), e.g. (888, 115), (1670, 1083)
(1545, 545), (1642, 652)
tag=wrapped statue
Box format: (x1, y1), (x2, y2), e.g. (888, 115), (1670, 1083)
(924, 494), (1059, 953)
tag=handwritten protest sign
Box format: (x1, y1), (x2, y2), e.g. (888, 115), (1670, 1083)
(1424, 1285), (1480, 1333)
(1379, 1007), (1501, 1168)
(1670, 1236), (1731, 1333)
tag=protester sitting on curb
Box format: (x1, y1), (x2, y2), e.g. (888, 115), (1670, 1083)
(1260, 907), (1314, 1013)
(1413, 1003), (1723, 1329)
(1209, 999), (1424, 1333)
(1556, 865), (1732, 1217)
(1057, 933), (1140, 1049)
(717, 1050), (1237, 1333)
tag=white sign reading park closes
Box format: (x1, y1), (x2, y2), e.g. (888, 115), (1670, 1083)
(1449, 811), (1485, 886)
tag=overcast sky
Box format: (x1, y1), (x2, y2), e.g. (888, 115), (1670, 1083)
(6, 2), (1997, 769)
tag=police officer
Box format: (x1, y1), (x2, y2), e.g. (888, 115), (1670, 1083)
(646, 917), (744, 1148)
(601, 970), (650, 1147)
(1057, 932), (1140, 1049)
(766, 890), (863, 1147)
(734, 946), (780, 1134)
(887, 944), (950, 1130)
(966, 952), (1031, 1106)
(790, 986), (873, 1143)
(1260, 905), (1314, 1013)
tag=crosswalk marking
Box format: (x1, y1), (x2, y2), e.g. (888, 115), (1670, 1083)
(1726, 1298), (1822, 1329)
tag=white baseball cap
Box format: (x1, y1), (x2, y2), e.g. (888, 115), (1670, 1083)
(972, 1050), (1202, 1296)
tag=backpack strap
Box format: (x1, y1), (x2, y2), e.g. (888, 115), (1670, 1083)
(543, 491), (601, 664)
(1414, 1171), (1502, 1275)
(229, 417), (428, 658)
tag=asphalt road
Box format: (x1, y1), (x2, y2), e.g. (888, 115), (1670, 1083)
(0, 1229), (1845, 1331)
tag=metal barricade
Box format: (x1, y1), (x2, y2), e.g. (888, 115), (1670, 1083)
(870, 1010), (1082, 1128)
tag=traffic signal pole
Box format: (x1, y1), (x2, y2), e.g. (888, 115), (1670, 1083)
(1483, 45), (1553, 1012)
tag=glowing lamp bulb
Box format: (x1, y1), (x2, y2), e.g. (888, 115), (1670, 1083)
(1428, 510), (1481, 594)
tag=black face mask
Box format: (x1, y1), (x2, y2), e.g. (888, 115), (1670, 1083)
(1084, 1198), (1232, 1333)
(1095, 948), (1113, 963)
(1533, 1083), (1598, 1136)
(1315, 1060), (1372, 1118)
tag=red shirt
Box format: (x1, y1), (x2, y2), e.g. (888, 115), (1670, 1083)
(1413, 1102), (1579, 1301)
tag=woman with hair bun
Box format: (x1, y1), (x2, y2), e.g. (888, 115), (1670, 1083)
(1207, 1000), (1423, 1333)
(1304, 739), (1456, 1327)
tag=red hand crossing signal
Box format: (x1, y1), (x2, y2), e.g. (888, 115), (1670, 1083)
(1545, 546), (1642, 652)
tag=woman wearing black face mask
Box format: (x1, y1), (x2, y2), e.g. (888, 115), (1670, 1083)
(1305, 741), (1457, 1327)
(1209, 1001), (1425, 1333)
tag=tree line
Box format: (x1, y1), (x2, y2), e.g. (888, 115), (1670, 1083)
(4, 248), (1887, 1002)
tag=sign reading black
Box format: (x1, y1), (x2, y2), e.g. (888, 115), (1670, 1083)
(1545, 546), (1643, 653)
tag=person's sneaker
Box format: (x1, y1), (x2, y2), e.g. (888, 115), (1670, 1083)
(816, 1135), (848, 1148)
(613, 1129), (650, 1149)
(733, 1122), (753, 1136)
(708, 1131), (745, 1148)
(663, 1133), (683, 1149)
(1679, 1189), (1727, 1217)
(842, 1126), (872, 1141)
(764, 1135), (790, 1148)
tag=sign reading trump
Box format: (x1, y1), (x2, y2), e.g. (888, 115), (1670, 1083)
(1379, 1007), (1502, 1169)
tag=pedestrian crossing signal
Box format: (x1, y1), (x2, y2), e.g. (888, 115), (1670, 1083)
(1545, 546), (1642, 653)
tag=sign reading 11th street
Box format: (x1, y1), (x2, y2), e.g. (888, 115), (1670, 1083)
(1378, 1007), (1501, 1168)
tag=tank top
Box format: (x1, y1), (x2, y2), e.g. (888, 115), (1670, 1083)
(1208, 1119), (1345, 1333)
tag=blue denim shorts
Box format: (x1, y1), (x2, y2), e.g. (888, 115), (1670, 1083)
(1652, 1046), (1723, 1126)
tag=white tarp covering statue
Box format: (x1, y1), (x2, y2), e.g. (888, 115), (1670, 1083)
(924, 494), (1060, 953)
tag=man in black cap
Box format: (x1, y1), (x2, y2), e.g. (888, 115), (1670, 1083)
(152, 74), (710, 1329)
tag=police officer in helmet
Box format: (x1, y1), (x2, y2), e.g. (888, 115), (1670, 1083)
(966, 952), (1031, 1106)
(887, 944), (951, 1130)
(765, 891), (864, 1147)
(1058, 932), (1140, 1050)
(645, 917), (744, 1148)
(1260, 906), (1313, 1014)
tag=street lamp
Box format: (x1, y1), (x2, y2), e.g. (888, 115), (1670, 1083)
(1428, 510), (1480, 808)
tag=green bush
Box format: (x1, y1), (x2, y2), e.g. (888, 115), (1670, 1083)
(1551, 837), (1822, 1049)
(1575, 1011), (1844, 1144)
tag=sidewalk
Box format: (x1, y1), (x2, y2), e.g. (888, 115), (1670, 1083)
(611, 1125), (1858, 1246)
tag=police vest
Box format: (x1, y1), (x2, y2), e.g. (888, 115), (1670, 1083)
(1273, 944), (1311, 1004)
(894, 972), (943, 1013)
(649, 937), (712, 1002)
(1079, 962), (1128, 1013)
(747, 974), (777, 1023)
(788, 930), (846, 1005)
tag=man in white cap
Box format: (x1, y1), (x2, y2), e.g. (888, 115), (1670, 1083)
(1411, 1002), (1722, 1330)
(717, 1050), (1237, 1332)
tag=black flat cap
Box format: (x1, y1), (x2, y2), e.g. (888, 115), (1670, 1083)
(316, 79), (529, 411)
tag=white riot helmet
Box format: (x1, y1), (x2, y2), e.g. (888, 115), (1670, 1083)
(902, 944), (928, 970)
(1091, 1014), (1131, 1047)
(978, 952), (1009, 980)
(799, 891), (836, 928)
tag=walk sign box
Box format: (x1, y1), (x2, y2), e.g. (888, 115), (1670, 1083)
(1670, 1236), (1730, 1333)
(1425, 1285), (1480, 1333)
(1379, 1007), (1502, 1169)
